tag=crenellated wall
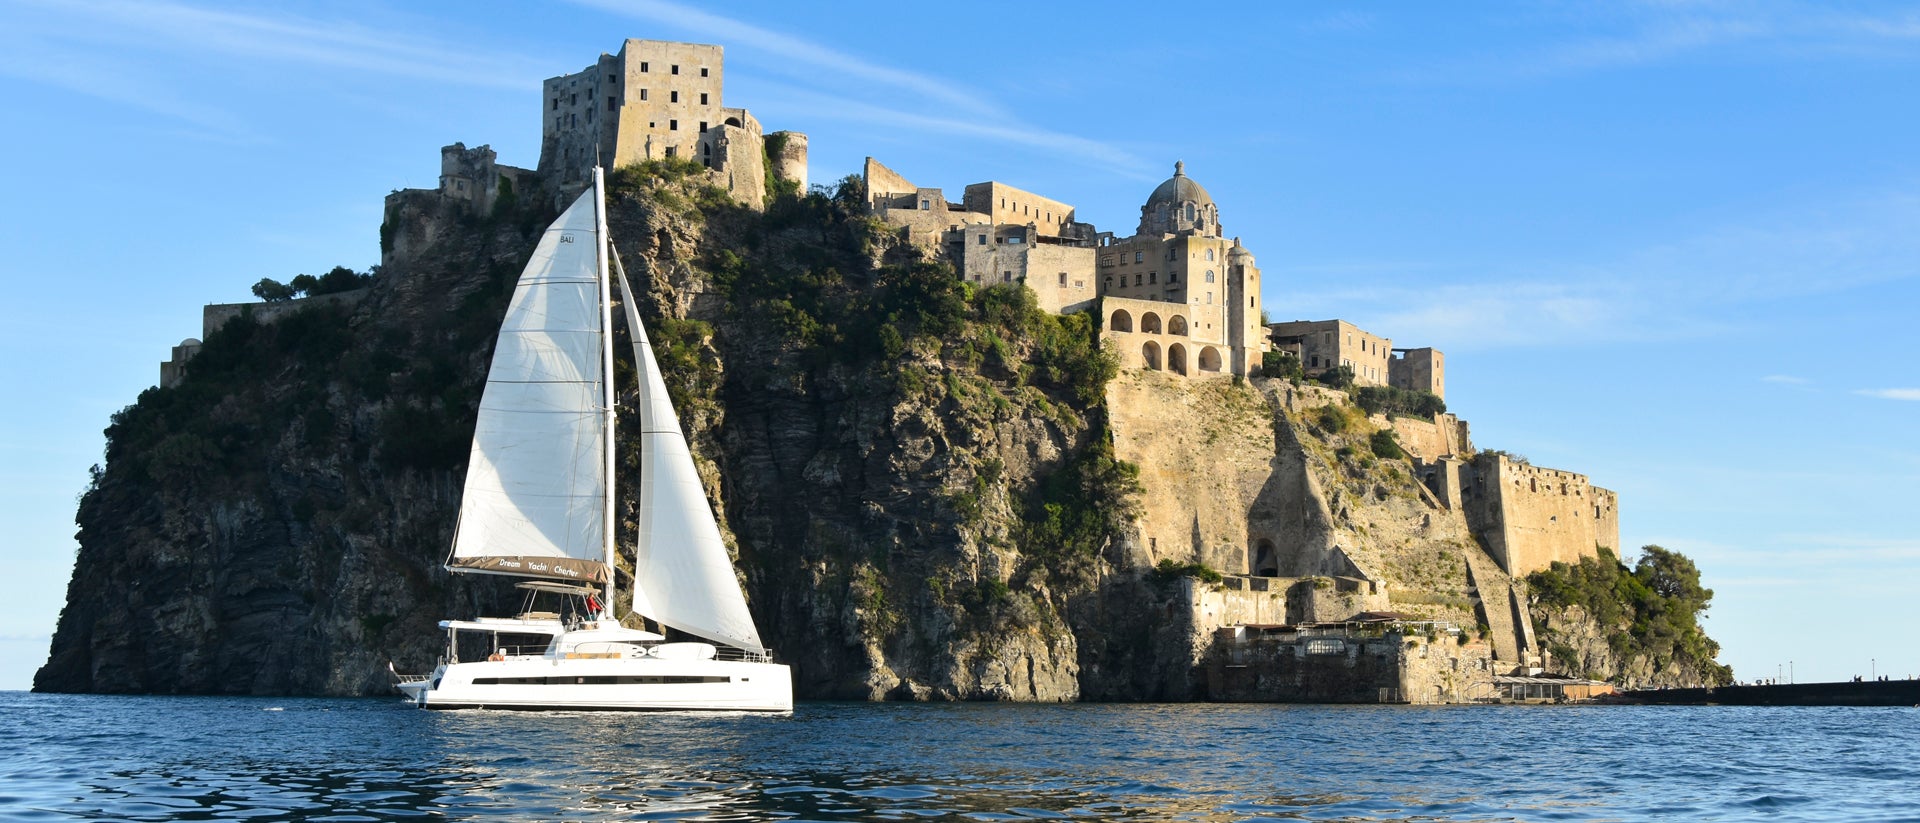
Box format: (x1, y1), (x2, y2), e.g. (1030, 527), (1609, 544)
(1463, 454), (1618, 578)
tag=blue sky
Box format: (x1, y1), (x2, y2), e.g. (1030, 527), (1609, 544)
(1, 0), (1916, 690)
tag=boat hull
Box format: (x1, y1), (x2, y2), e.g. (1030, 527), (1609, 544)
(410, 656), (793, 713)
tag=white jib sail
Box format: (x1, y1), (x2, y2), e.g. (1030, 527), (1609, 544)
(614, 261), (767, 653)
(449, 189), (610, 583)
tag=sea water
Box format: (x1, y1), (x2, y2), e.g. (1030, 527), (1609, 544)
(2, 692), (1916, 821)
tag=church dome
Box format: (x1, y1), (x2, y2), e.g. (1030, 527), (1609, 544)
(1146, 161), (1214, 208)
(1137, 161), (1221, 237)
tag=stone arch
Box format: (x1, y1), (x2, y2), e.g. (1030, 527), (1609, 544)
(1168, 315), (1189, 336)
(1252, 539), (1279, 577)
(1141, 312), (1163, 334)
(1110, 309), (1133, 332)
(1142, 340), (1162, 370)
(1198, 346), (1223, 373)
(725, 116), (743, 127)
(1168, 343), (1188, 376)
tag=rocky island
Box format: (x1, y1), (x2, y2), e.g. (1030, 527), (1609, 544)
(36, 38), (1728, 702)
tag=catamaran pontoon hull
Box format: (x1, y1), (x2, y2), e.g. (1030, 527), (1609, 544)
(403, 656), (792, 712)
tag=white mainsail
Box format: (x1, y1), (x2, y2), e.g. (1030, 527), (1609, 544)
(614, 261), (767, 654)
(448, 188), (610, 583)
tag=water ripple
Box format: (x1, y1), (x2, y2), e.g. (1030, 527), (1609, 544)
(3, 695), (1919, 821)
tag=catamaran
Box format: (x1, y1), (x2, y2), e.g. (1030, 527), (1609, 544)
(395, 169), (792, 711)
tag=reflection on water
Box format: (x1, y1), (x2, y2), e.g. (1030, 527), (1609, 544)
(2, 694), (1917, 822)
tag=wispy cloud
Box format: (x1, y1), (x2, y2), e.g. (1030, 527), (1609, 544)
(1856, 388), (1920, 401)
(564, 0), (1150, 176)
(1278, 184), (1920, 350)
(1403, 3), (1920, 84)
(0, 0), (542, 138)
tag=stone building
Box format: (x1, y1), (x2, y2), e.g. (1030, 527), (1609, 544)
(1268, 319), (1396, 388)
(538, 38), (807, 202)
(1389, 347), (1445, 398)
(864, 158), (1100, 314)
(436, 143), (533, 217)
(867, 159), (1266, 376)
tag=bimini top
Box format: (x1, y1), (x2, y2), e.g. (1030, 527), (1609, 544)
(1146, 161), (1214, 208)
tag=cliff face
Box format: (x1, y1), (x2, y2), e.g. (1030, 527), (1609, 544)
(37, 189), (557, 695)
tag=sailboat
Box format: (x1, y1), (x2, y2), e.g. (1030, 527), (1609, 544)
(395, 169), (792, 712)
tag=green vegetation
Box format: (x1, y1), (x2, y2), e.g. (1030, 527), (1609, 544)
(1528, 545), (1732, 686)
(1352, 385), (1446, 419)
(250, 266), (375, 302)
(1368, 429), (1405, 460)
(1314, 364), (1354, 389)
(1261, 350), (1304, 381)
(1151, 559), (1224, 585)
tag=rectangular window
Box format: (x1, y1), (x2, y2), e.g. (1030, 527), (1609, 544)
(670, 119), (678, 130)
(1169, 272), (1179, 283)
(1007, 233), (1024, 243)
(570, 93), (577, 105)
(671, 91), (679, 103)
(640, 61), (649, 72)
(608, 74), (615, 83)
(1059, 272), (1067, 285)
(608, 96), (616, 111)
(672, 64), (680, 75)
(977, 235), (986, 245)
(1134, 251), (1143, 263)
(665, 146), (676, 157)
(1002, 271), (1012, 282)
(552, 98), (559, 111)
(1135, 274), (1143, 286)
(919, 199), (930, 210)
(701, 67), (709, 77)
(1149, 272), (1157, 284)
(699, 121), (707, 132)
(640, 89), (648, 101)
(700, 93), (709, 105)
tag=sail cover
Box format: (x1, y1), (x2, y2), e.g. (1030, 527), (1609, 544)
(449, 189), (609, 584)
(615, 263), (767, 653)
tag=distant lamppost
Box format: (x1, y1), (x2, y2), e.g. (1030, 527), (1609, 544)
(1790, 661), (1794, 684)
(1872, 658), (1876, 680)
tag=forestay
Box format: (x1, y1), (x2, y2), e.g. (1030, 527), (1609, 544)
(448, 189), (610, 584)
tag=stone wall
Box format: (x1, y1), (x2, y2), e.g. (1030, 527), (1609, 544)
(711, 124), (765, 207)
(1465, 454), (1618, 578)
(1205, 623), (1492, 703)
(1203, 575), (1388, 625)
(1387, 413), (1471, 462)
(201, 290), (369, 339)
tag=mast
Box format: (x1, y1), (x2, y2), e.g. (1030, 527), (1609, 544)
(593, 167), (616, 617)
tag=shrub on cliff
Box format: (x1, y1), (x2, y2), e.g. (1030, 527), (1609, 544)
(1528, 545), (1732, 686)
(1352, 385), (1445, 419)
(1261, 351), (1304, 382)
(1368, 429), (1405, 460)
